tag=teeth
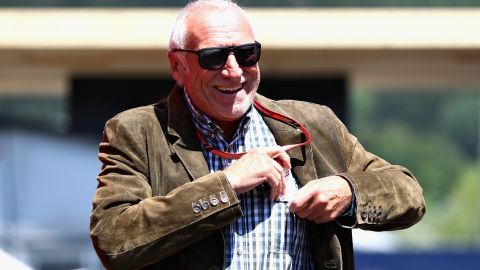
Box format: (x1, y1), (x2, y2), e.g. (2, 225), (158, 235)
(217, 85), (242, 92)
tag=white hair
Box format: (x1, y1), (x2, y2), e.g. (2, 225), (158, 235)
(169, 0), (254, 50)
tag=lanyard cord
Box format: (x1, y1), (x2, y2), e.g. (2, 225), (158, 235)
(194, 100), (312, 160)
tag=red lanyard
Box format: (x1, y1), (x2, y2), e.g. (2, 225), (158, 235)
(195, 100), (312, 159)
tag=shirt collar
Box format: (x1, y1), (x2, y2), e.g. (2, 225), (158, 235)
(182, 88), (253, 143)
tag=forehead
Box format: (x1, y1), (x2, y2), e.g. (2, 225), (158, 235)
(186, 8), (255, 49)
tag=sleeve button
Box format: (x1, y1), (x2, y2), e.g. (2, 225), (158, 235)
(199, 198), (210, 211)
(192, 202), (202, 214)
(220, 191), (229, 203)
(361, 211), (367, 221)
(210, 194), (219, 206)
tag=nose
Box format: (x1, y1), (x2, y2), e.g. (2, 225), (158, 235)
(221, 53), (243, 78)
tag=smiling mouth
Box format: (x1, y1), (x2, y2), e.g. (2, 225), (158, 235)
(215, 82), (245, 94)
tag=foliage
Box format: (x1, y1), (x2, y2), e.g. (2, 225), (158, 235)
(349, 89), (480, 247)
(438, 165), (480, 245)
(350, 90), (479, 159)
(352, 122), (467, 205)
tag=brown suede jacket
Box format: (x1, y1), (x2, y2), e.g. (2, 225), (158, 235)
(90, 87), (426, 270)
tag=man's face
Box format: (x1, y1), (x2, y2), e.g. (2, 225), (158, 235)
(171, 9), (260, 124)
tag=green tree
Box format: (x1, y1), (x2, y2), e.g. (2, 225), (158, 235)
(349, 89), (480, 247)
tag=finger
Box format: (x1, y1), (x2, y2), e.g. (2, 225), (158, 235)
(265, 147), (291, 170)
(267, 170), (282, 201)
(274, 169), (284, 201)
(267, 158), (286, 199)
(275, 152), (291, 170)
(289, 183), (315, 212)
(294, 200), (316, 219)
(268, 155), (285, 173)
(313, 208), (338, 224)
(307, 198), (339, 223)
(313, 214), (329, 224)
(269, 179), (278, 202)
(279, 169), (287, 197)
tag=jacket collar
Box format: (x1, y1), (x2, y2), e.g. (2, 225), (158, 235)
(165, 86), (317, 185)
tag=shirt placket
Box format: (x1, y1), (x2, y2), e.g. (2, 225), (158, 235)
(184, 89), (313, 269)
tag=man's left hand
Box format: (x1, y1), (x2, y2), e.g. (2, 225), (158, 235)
(289, 176), (353, 224)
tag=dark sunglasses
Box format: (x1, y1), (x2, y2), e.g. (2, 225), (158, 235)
(172, 41), (261, 70)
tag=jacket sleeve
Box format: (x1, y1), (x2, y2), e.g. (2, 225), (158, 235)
(326, 108), (426, 231)
(89, 111), (242, 269)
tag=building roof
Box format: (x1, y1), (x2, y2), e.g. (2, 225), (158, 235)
(1, 8), (480, 93)
(1, 8), (479, 49)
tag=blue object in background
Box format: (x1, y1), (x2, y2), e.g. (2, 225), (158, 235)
(0, 129), (102, 269)
(356, 251), (480, 270)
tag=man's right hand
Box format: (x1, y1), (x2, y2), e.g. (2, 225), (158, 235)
(223, 146), (291, 201)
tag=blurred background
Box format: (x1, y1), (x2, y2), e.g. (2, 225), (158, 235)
(1, 0), (480, 269)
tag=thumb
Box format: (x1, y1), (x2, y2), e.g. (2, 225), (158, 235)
(290, 184), (314, 212)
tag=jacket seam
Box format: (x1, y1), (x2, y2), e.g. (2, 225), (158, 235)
(325, 106), (352, 171)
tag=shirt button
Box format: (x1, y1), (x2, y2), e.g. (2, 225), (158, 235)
(237, 248), (243, 255)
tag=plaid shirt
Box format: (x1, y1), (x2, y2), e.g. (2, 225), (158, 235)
(183, 90), (315, 270)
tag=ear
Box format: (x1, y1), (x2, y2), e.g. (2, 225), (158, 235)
(168, 50), (186, 86)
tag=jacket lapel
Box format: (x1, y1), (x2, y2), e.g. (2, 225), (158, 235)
(254, 94), (318, 187)
(164, 88), (318, 186)
(165, 87), (210, 180)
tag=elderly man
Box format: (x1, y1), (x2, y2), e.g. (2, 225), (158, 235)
(90, 0), (426, 269)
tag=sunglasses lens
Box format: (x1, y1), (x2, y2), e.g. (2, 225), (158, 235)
(196, 42), (261, 70)
(198, 49), (227, 70)
(235, 44), (261, 67)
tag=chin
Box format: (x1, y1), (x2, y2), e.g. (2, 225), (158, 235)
(231, 112), (247, 120)
(218, 108), (248, 122)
